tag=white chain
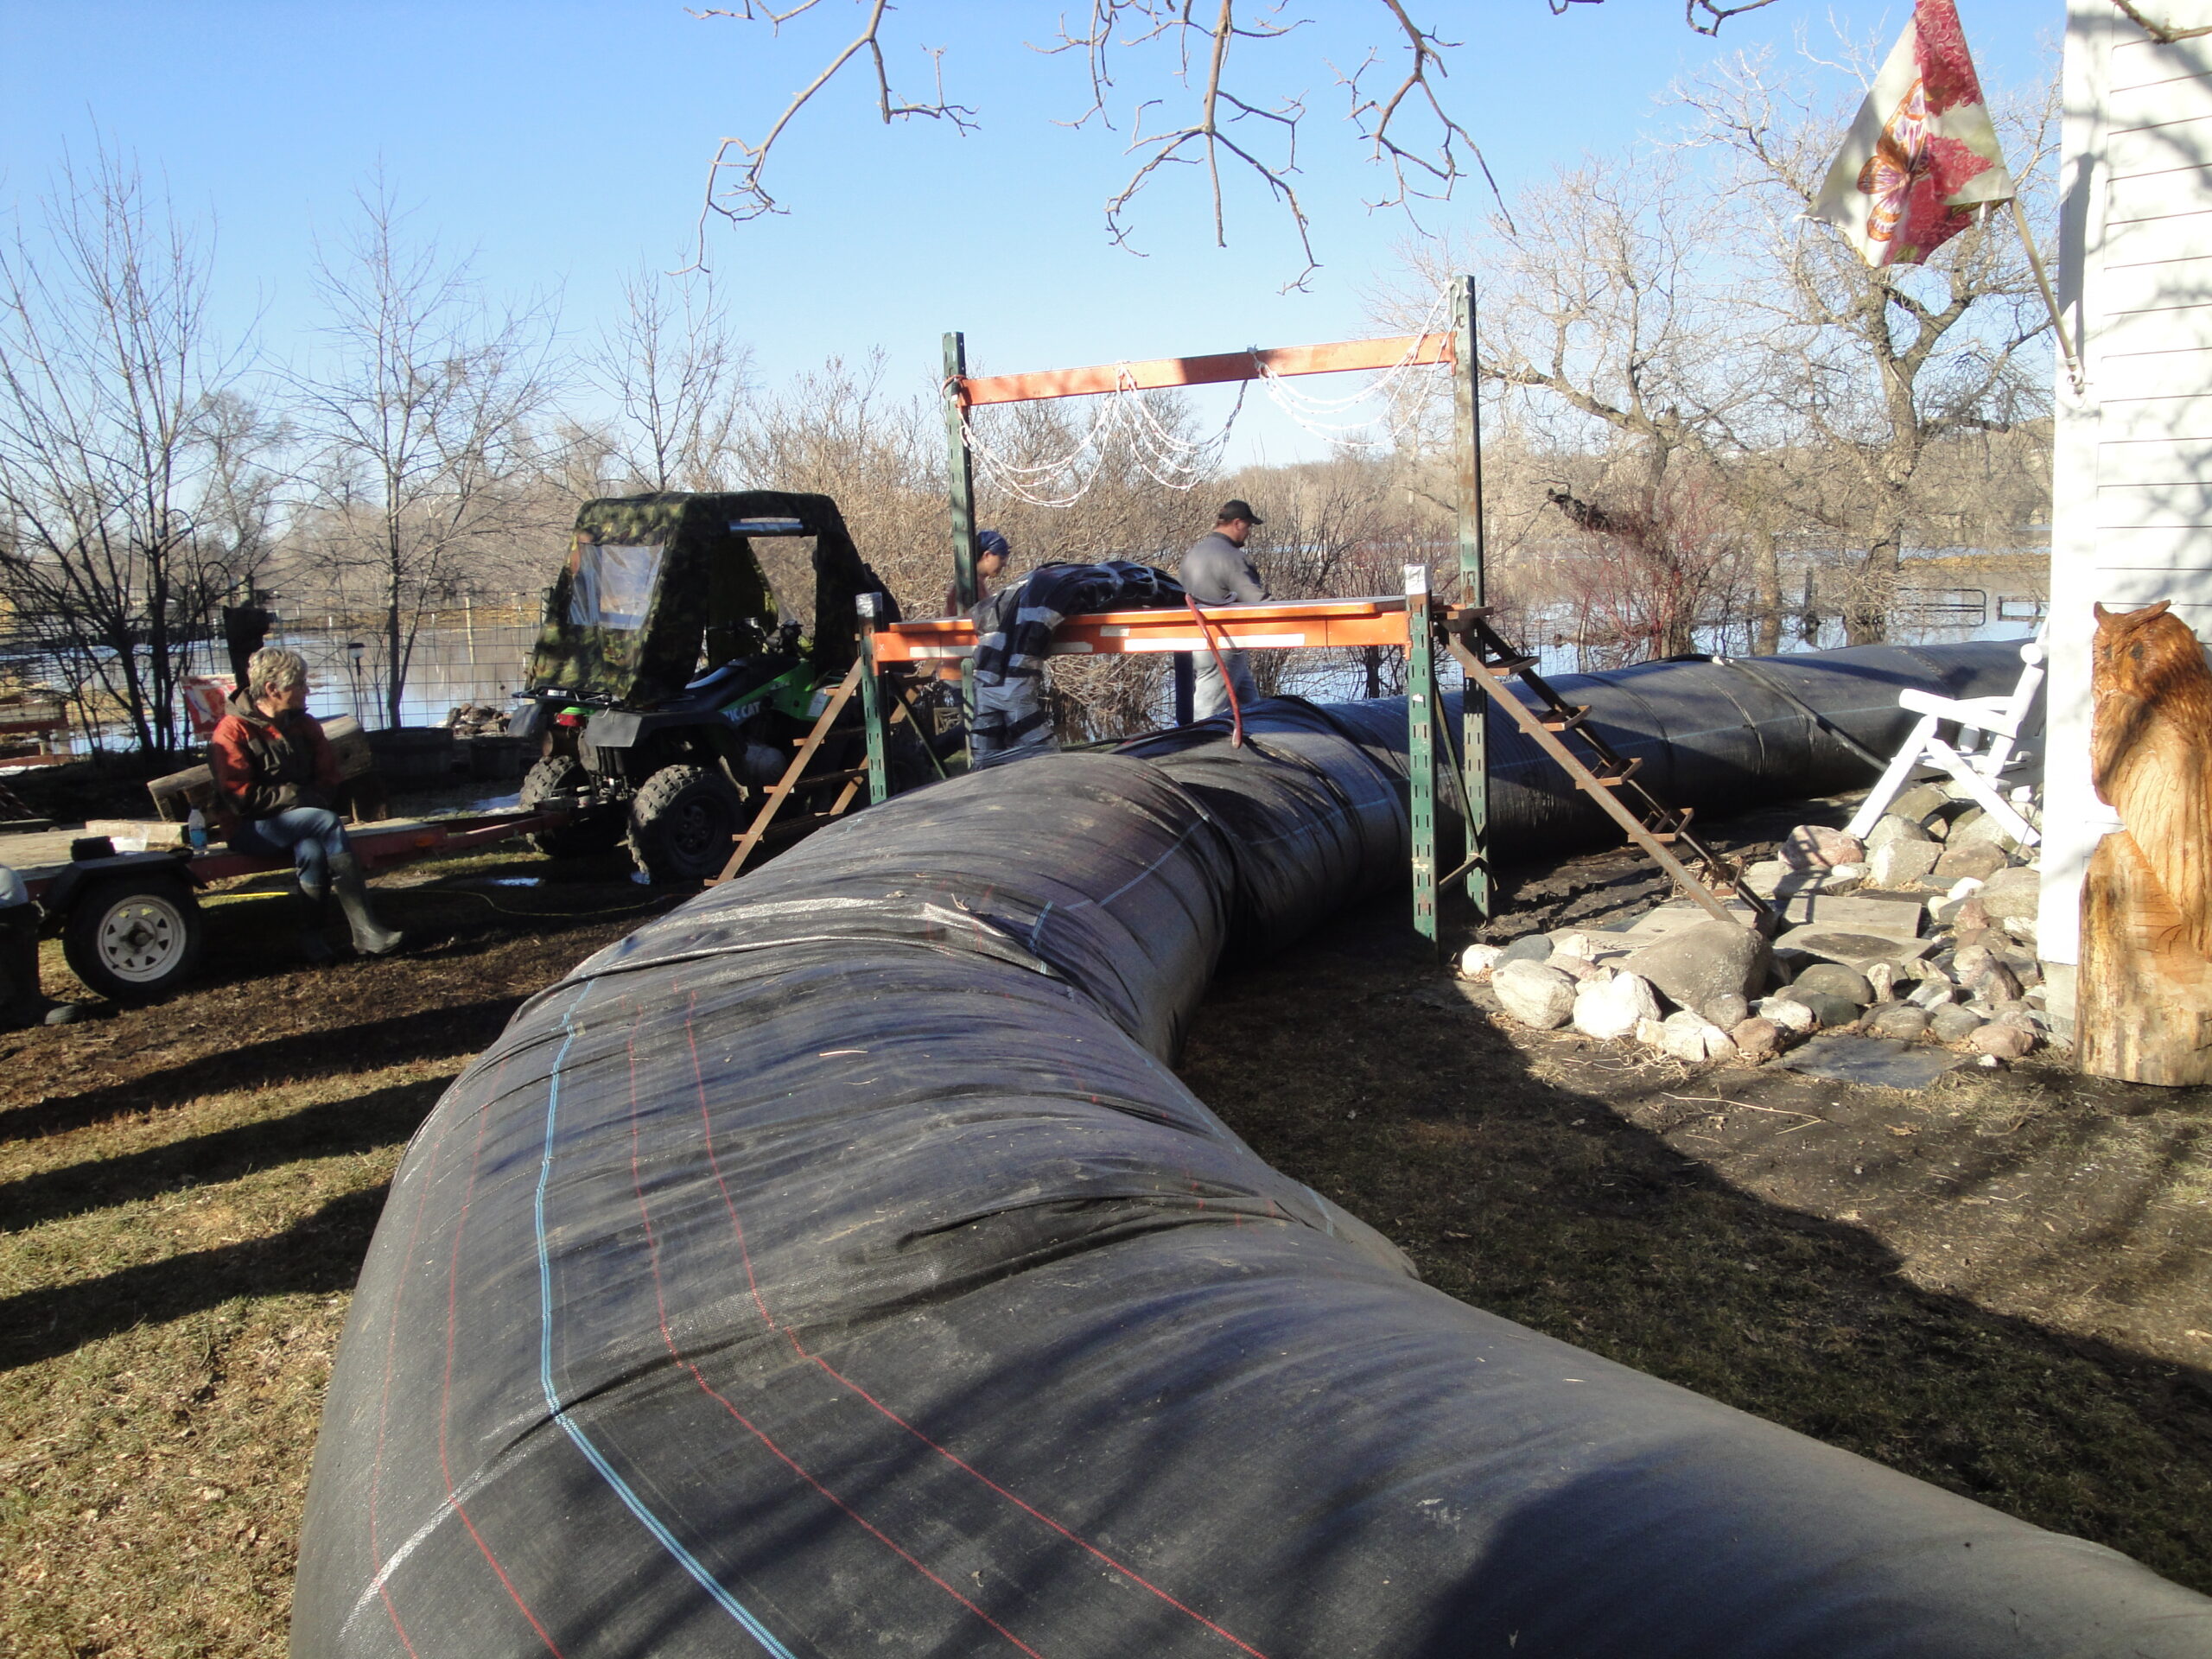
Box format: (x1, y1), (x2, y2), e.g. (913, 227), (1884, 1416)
(963, 371), (1249, 508)
(1250, 284), (1453, 449)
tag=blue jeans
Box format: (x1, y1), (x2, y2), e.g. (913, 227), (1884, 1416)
(232, 807), (351, 893)
(1192, 648), (1259, 721)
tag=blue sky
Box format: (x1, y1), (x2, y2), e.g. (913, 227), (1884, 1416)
(0, 1), (2063, 466)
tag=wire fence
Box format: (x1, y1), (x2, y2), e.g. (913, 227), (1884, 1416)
(183, 595), (543, 733)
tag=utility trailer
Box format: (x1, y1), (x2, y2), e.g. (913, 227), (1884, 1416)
(13, 808), (568, 1003)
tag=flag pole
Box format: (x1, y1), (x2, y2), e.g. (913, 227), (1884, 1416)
(2007, 194), (2087, 396)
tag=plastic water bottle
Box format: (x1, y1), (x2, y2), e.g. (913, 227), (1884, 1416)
(186, 808), (207, 854)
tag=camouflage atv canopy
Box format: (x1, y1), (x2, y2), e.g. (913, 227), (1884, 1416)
(524, 491), (879, 707)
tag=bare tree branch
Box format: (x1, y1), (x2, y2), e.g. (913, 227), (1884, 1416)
(1549, 0), (1783, 36)
(1337, 2), (1510, 233)
(690, 0), (978, 270)
(2109, 0), (2212, 43)
(691, 3), (1745, 288)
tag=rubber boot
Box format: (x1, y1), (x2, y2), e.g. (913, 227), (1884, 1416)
(329, 854), (404, 957)
(293, 877), (337, 968)
(0, 899), (79, 1026)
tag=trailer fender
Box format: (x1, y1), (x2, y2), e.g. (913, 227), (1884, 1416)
(38, 852), (200, 934)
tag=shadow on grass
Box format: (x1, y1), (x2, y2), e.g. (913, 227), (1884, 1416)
(0, 1076), (446, 1234)
(0, 1000), (522, 1145)
(0, 1183), (390, 1371)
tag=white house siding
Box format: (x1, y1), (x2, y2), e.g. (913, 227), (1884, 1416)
(2039, 0), (2212, 1007)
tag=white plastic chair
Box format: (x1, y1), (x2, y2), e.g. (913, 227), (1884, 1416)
(1843, 632), (2045, 847)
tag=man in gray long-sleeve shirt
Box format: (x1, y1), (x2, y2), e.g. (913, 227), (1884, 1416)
(1179, 499), (1266, 721)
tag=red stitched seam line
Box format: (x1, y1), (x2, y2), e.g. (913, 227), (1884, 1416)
(677, 995), (1273, 1659)
(626, 1013), (1044, 1657)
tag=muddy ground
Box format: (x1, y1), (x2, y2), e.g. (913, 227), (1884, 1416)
(1, 803), (2208, 1656)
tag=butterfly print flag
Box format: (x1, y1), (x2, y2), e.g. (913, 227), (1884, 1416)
(1810, 0), (2015, 267)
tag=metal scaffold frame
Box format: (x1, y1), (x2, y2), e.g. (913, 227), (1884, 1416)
(849, 278), (1766, 953)
(939, 278), (1490, 927)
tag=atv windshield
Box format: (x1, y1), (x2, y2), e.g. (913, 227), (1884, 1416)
(568, 541), (664, 630)
(747, 536), (819, 632)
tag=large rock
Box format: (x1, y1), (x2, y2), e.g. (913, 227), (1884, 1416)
(1929, 1004), (1987, 1044)
(1458, 943), (1503, 980)
(1891, 781), (1956, 825)
(1969, 1022), (2034, 1059)
(1497, 933), (1555, 967)
(1978, 867), (2043, 926)
(1949, 808), (2026, 854)
(1622, 920), (1770, 1012)
(1573, 970), (1661, 1040)
(1906, 976), (1957, 1011)
(1659, 1009), (1737, 1064)
(1492, 959), (1577, 1028)
(1789, 961), (1874, 1005)
(1548, 930), (1599, 963)
(1932, 841), (2009, 884)
(1731, 1016), (1783, 1063)
(1700, 991), (1750, 1028)
(1782, 824), (1865, 869)
(1868, 1003), (1930, 1041)
(1755, 995), (1817, 1037)
(1867, 837), (1942, 889)
(1864, 813), (1935, 852)
(1776, 929), (1931, 972)
(1782, 989), (1863, 1029)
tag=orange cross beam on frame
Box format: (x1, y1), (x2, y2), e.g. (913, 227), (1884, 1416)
(869, 596), (1413, 663)
(955, 335), (1455, 406)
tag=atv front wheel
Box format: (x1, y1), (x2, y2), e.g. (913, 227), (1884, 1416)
(520, 756), (624, 858)
(627, 765), (747, 884)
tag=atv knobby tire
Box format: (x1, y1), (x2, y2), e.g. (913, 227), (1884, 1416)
(521, 756), (624, 858)
(627, 765), (747, 884)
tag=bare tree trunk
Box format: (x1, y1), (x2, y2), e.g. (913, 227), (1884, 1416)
(1751, 519), (1781, 655)
(1847, 515), (1904, 645)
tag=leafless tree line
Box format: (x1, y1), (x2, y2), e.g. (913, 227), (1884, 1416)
(1388, 43), (2057, 663)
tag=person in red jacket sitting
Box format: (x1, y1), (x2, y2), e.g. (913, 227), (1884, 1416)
(208, 648), (403, 962)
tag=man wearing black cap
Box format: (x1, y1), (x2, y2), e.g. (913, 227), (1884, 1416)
(1179, 500), (1267, 720)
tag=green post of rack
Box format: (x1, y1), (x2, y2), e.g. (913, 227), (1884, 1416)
(944, 332), (981, 609)
(1405, 563), (1439, 956)
(944, 331), (982, 747)
(1452, 273), (1491, 920)
(857, 594), (889, 806)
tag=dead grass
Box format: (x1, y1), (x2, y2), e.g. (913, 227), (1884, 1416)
(0, 851), (669, 1658)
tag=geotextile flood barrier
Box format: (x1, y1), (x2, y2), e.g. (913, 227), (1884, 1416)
(294, 640), (2210, 1659)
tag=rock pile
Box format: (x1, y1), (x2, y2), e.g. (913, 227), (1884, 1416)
(1459, 782), (2054, 1069)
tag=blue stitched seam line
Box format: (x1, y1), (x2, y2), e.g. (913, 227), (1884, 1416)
(537, 990), (798, 1659)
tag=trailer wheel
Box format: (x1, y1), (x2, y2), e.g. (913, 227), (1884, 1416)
(521, 756), (623, 857)
(62, 874), (205, 1002)
(628, 765), (747, 884)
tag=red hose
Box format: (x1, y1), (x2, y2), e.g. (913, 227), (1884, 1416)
(1185, 594), (1245, 747)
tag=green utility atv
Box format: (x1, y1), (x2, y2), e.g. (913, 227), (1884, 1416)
(509, 491), (918, 882)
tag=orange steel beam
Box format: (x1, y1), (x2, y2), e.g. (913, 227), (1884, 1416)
(957, 335), (1454, 407)
(872, 596), (1410, 662)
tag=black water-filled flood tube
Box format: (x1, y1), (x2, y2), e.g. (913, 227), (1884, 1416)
(295, 642), (2209, 1658)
